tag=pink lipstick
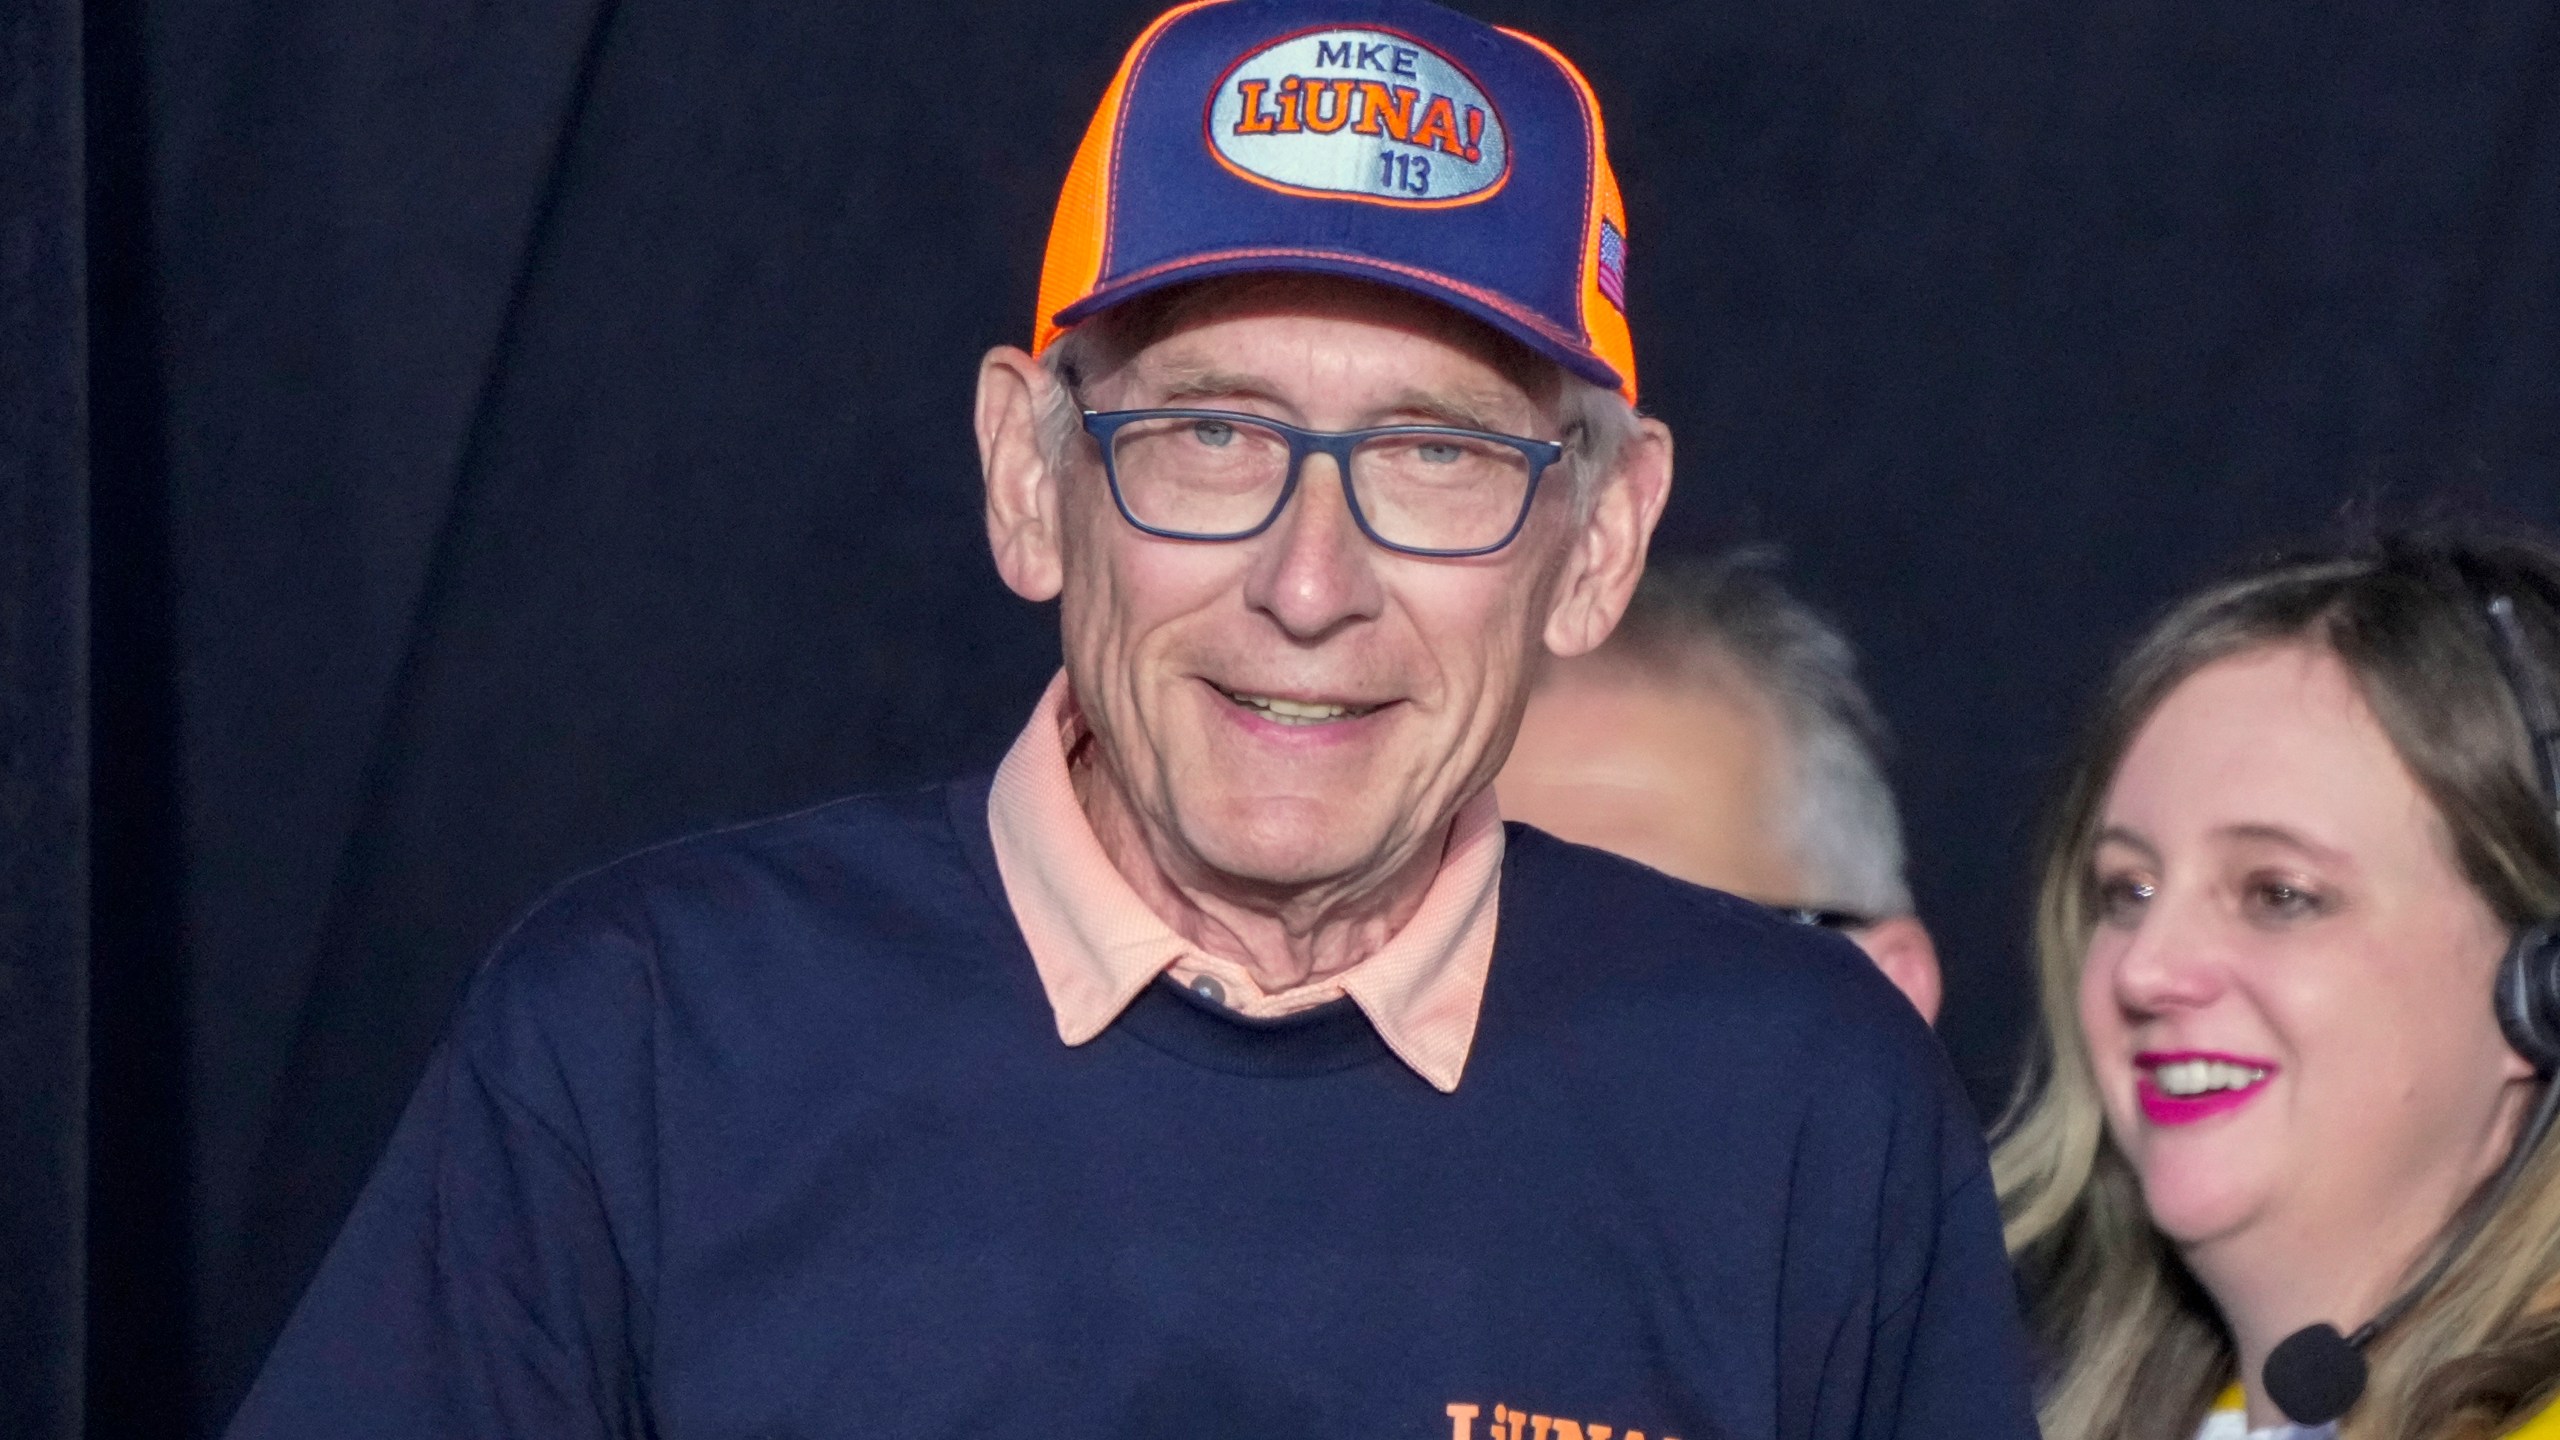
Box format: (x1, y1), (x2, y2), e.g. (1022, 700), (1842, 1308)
(2134, 1050), (2277, 1126)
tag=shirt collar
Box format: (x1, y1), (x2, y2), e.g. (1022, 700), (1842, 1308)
(985, 671), (1503, 1092)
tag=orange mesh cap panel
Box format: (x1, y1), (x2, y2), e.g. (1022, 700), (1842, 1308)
(1501, 26), (1636, 404)
(1584, 155), (1636, 404)
(1032, 1), (1228, 357)
(1031, 105), (1118, 358)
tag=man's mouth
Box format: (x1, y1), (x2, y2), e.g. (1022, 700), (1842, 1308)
(1215, 685), (1385, 726)
(2133, 1050), (2276, 1125)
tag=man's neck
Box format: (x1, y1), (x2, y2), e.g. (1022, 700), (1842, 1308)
(1067, 733), (1451, 994)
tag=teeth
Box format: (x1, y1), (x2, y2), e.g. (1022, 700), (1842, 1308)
(2151, 1059), (2269, 1097)
(1226, 691), (1373, 725)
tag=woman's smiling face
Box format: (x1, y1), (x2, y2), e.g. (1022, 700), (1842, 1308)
(2078, 642), (2533, 1260)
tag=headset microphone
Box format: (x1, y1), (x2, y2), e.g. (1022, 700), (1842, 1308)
(2262, 1324), (2366, 1431)
(2263, 593), (2560, 1427)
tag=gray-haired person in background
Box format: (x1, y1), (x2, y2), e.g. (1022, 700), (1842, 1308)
(1501, 549), (1944, 1020)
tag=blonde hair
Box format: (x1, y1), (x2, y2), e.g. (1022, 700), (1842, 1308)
(1994, 533), (2560, 1440)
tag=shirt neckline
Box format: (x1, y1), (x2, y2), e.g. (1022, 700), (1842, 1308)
(1113, 977), (1397, 1079)
(979, 671), (1504, 1091)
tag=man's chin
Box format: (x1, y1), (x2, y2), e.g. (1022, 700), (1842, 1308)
(1172, 796), (1397, 893)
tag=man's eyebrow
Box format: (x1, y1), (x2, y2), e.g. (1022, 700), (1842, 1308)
(1118, 367), (1545, 435)
(1128, 366), (1288, 409)
(1371, 387), (1541, 435)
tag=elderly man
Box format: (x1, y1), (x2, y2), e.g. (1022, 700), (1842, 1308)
(228, 3), (2035, 1438)
(1501, 553), (1945, 1020)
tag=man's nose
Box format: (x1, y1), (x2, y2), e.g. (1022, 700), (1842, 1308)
(2105, 891), (2229, 1018)
(1239, 453), (1389, 641)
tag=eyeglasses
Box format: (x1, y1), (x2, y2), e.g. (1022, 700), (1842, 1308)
(1774, 906), (1879, 932)
(1080, 407), (1569, 558)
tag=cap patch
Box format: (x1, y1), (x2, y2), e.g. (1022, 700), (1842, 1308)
(1204, 26), (1510, 208)
(1596, 218), (1627, 312)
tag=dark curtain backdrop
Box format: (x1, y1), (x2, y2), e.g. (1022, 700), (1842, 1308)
(3, 0), (87, 1436)
(32, 0), (2560, 1433)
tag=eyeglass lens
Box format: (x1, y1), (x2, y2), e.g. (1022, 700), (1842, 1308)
(1109, 415), (1536, 553)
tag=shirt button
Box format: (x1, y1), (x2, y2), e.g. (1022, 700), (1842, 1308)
(1188, 975), (1227, 1007)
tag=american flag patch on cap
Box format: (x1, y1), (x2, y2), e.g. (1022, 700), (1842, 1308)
(1596, 219), (1628, 312)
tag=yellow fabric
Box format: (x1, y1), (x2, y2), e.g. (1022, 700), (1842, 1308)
(2510, 1391), (2560, 1440)
(2206, 1382), (2560, 1438)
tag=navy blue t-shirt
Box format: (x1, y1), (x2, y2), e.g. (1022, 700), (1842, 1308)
(227, 777), (2037, 1440)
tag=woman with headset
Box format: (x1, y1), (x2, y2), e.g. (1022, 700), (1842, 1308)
(1995, 531), (2560, 1440)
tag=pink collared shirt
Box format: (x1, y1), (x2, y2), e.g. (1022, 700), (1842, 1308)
(986, 671), (1505, 1092)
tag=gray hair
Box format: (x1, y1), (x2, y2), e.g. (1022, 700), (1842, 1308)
(1033, 298), (1640, 515)
(1599, 548), (1915, 917)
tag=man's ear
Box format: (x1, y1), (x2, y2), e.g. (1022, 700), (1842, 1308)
(1544, 415), (1673, 659)
(1852, 915), (1944, 1026)
(977, 345), (1066, 603)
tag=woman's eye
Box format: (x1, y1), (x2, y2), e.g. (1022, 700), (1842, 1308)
(2245, 877), (2328, 922)
(1190, 420), (1236, 448)
(2094, 874), (2154, 925)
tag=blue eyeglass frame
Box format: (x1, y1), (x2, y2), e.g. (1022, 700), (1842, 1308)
(1078, 407), (1570, 559)
(1773, 905), (1880, 932)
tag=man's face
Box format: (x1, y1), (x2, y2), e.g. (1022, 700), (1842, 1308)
(1500, 652), (1944, 1022)
(1043, 279), (1601, 896)
(1500, 654), (1805, 898)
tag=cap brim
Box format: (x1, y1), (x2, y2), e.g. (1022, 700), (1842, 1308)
(1051, 251), (1627, 397)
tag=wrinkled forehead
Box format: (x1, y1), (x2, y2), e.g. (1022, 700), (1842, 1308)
(1066, 273), (1568, 419)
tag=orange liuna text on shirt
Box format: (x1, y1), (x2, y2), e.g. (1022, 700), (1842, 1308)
(1230, 76), (1485, 161)
(1447, 1401), (1683, 1440)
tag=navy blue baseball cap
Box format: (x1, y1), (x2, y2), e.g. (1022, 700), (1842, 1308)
(1032, 0), (1637, 400)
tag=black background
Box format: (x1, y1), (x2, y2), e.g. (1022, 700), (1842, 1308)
(9, 0), (2559, 1435)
